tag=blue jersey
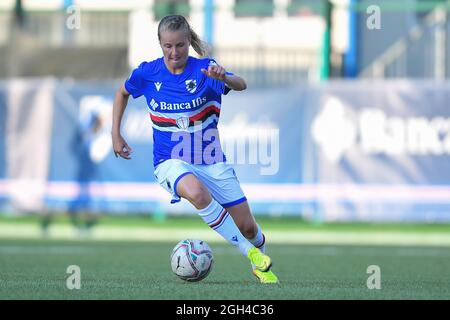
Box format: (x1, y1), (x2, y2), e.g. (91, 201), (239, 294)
(125, 56), (232, 167)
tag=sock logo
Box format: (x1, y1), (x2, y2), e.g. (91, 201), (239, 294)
(231, 235), (238, 242)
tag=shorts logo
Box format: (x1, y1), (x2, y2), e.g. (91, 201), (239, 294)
(185, 79), (197, 93)
(176, 116), (190, 130)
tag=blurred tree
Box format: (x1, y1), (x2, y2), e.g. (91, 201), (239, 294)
(14, 0), (25, 29)
(234, 0), (274, 17)
(154, 0), (190, 21)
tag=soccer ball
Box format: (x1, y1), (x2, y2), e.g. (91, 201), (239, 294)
(170, 239), (214, 282)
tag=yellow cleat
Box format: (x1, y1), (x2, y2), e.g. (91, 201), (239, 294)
(253, 269), (279, 284)
(247, 247), (272, 272)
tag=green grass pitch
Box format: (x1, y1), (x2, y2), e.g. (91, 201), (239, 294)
(1, 238), (449, 300)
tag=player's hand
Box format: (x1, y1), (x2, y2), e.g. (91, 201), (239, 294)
(201, 65), (226, 81)
(112, 134), (133, 160)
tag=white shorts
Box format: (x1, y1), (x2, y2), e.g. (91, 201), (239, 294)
(154, 159), (247, 208)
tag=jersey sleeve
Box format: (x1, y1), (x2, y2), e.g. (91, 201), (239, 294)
(124, 62), (146, 99)
(205, 59), (234, 96)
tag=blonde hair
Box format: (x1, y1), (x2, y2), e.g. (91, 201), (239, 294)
(158, 15), (209, 57)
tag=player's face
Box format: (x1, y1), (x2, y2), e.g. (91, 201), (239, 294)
(160, 30), (190, 73)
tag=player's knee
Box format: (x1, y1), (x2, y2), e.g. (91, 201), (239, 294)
(189, 188), (212, 209)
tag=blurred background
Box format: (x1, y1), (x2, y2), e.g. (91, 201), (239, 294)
(1, 0), (450, 238)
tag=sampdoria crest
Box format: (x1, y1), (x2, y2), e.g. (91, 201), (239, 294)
(185, 79), (197, 93)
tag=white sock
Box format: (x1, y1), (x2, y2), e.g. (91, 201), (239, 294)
(198, 199), (254, 256)
(249, 224), (266, 253)
(248, 224), (266, 270)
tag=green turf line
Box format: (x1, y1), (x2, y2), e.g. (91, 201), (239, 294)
(1, 223), (450, 246)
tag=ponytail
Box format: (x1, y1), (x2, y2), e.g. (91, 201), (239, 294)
(188, 26), (209, 57)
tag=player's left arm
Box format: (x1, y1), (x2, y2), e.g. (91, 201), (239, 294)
(201, 65), (247, 91)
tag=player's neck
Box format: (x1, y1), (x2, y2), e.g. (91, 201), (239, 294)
(163, 58), (187, 75)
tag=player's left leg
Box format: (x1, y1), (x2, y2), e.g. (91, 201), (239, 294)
(226, 201), (279, 284)
(193, 162), (278, 283)
(225, 201), (263, 251)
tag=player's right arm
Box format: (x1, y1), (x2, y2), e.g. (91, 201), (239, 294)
(112, 84), (133, 160)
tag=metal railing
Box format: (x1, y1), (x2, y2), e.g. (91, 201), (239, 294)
(0, 11), (320, 86)
(360, 6), (449, 79)
(17, 11), (129, 47)
(215, 47), (319, 86)
(1, 9), (320, 85)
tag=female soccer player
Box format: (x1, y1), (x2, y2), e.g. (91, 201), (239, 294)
(112, 15), (278, 284)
